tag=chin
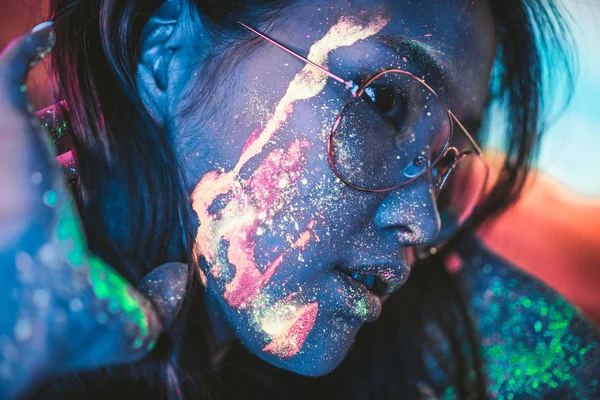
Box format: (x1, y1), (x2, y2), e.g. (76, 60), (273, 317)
(261, 351), (345, 377)
(248, 315), (360, 377)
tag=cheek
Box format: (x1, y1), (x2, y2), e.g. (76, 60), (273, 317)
(188, 12), (393, 361)
(191, 86), (346, 289)
(193, 139), (314, 301)
(193, 135), (336, 358)
(188, 98), (365, 360)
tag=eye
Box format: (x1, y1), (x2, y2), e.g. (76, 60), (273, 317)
(362, 82), (409, 129)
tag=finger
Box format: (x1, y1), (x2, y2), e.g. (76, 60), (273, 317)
(67, 261), (188, 372)
(66, 255), (166, 371)
(35, 101), (73, 154)
(138, 262), (189, 329)
(0, 22), (54, 112)
(0, 21), (55, 86)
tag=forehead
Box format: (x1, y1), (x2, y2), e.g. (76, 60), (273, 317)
(266, 0), (495, 114)
(280, 0), (493, 42)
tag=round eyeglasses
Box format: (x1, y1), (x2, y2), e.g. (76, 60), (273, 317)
(238, 22), (490, 256)
(328, 69), (490, 253)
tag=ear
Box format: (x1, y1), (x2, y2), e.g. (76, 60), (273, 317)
(136, 0), (210, 125)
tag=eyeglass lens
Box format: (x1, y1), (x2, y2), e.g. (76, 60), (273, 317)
(330, 71), (451, 191)
(329, 71), (487, 246)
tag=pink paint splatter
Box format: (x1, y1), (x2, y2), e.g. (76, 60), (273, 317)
(292, 220), (317, 250)
(241, 125), (266, 155)
(189, 14), (391, 357)
(222, 139), (311, 308)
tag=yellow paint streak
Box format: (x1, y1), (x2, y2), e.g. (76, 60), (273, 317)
(191, 14), (390, 293)
(233, 15), (390, 171)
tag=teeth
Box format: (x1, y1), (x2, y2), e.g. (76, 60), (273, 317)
(347, 271), (376, 291)
(362, 275), (375, 290)
(339, 268), (388, 296)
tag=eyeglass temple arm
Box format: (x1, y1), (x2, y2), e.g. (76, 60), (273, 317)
(237, 22), (357, 91)
(448, 111), (485, 156)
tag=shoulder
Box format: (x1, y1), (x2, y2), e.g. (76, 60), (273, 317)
(460, 238), (600, 399)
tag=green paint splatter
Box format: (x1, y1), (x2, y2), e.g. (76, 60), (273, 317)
(442, 385), (455, 400)
(480, 282), (596, 398)
(354, 298), (368, 318)
(88, 255), (149, 340)
(55, 200), (87, 267)
(54, 200), (150, 343)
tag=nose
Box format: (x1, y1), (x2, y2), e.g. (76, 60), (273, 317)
(373, 176), (441, 246)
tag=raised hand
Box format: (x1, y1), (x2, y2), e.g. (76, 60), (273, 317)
(0, 22), (187, 398)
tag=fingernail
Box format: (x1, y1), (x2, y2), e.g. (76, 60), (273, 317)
(29, 21), (55, 68)
(138, 263), (188, 328)
(31, 20), (54, 34)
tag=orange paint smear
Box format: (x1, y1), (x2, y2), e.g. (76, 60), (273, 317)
(292, 220), (317, 250)
(262, 302), (319, 358)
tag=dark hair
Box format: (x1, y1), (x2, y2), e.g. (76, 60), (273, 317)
(30, 0), (573, 398)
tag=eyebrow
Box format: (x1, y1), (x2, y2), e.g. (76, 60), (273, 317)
(374, 35), (448, 84)
(238, 22), (452, 98)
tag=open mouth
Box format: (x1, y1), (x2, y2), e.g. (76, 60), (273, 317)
(336, 268), (389, 297)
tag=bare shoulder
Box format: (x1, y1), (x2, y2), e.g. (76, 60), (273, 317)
(459, 237), (600, 399)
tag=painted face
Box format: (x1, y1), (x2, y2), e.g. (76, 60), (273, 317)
(178, 0), (495, 375)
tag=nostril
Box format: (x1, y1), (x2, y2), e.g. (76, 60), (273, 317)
(394, 218), (441, 246)
(395, 225), (422, 246)
(398, 225), (413, 234)
(373, 178), (442, 245)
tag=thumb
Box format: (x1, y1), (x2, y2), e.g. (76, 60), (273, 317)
(138, 262), (189, 329)
(0, 21), (54, 87)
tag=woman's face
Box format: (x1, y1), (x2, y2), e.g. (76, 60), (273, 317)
(177, 0), (495, 375)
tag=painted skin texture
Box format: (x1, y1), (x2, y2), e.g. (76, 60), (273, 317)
(191, 14), (391, 361)
(171, 0), (496, 376)
(0, 98), (162, 397)
(429, 236), (600, 399)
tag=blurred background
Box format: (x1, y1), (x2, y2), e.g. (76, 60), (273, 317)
(1, 1), (599, 321)
(542, 0), (600, 197)
(486, 0), (600, 197)
(2, 0), (598, 195)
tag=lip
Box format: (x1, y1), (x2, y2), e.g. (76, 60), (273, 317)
(334, 270), (382, 322)
(336, 261), (411, 297)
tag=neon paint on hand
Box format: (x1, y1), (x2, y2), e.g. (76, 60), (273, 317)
(56, 200), (152, 346)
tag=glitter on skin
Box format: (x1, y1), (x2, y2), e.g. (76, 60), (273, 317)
(88, 255), (150, 345)
(35, 104), (80, 186)
(262, 302), (319, 358)
(431, 238), (600, 399)
(220, 139), (310, 308)
(480, 289), (597, 398)
(191, 14), (390, 358)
